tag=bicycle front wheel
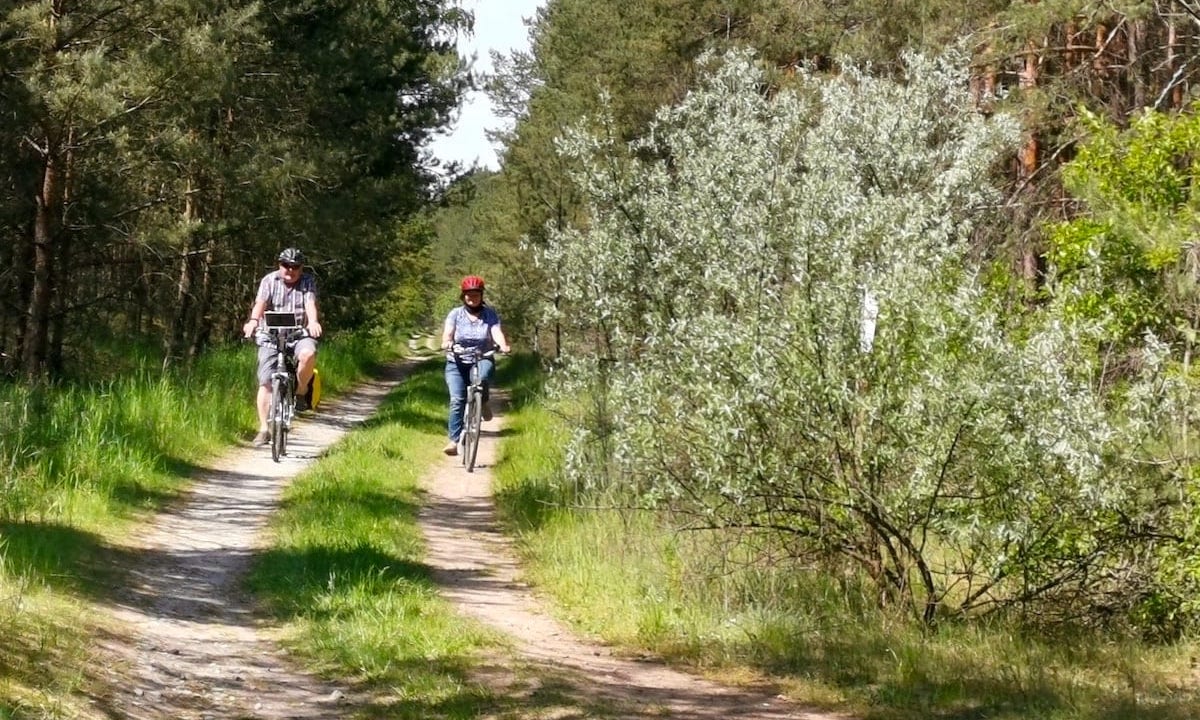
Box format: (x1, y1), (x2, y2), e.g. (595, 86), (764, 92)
(464, 389), (482, 472)
(270, 377), (286, 463)
(279, 382), (294, 459)
(459, 388), (471, 467)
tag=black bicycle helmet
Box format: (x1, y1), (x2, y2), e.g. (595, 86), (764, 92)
(278, 247), (305, 265)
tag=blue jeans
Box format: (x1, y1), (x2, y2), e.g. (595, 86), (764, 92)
(445, 357), (494, 442)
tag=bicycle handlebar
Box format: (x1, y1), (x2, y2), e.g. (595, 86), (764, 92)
(450, 344), (499, 360)
(268, 326), (311, 338)
(249, 326), (310, 348)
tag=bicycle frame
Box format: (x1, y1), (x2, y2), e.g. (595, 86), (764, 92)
(263, 311), (305, 462)
(452, 345), (495, 473)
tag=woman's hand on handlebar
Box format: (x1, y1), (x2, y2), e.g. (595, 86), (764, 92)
(449, 344), (501, 360)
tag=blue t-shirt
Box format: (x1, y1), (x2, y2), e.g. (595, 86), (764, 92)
(445, 305), (500, 363)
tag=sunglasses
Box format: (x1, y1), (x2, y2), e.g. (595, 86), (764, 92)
(281, 263), (301, 269)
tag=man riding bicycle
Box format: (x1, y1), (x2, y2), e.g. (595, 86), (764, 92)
(242, 247), (323, 446)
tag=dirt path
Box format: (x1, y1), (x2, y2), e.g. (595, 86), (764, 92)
(90, 364), (408, 719)
(89, 361), (845, 720)
(421, 395), (845, 720)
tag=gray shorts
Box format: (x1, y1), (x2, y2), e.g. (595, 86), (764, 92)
(256, 337), (317, 386)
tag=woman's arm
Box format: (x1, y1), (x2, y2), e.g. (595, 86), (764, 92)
(490, 324), (511, 354)
(440, 312), (456, 350)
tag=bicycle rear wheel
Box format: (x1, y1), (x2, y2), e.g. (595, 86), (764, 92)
(270, 377), (285, 462)
(464, 390), (482, 472)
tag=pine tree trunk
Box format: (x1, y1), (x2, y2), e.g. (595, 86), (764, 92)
(47, 129), (76, 377)
(187, 237), (215, 360)
(24, 152), (57, 379)
(1167, 20), (1182, 108)
(1019, 42), (1040, 293)
(164, 175), (199, 369)
(1092, 23), (1107, 101)
(22, 4), (65, 379)
(1129, 19), (1146, 110)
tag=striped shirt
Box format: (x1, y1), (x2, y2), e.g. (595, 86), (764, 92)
(254, 270), (316, 337)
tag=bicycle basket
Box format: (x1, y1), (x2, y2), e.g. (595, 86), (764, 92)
(263, 310), (301, 329)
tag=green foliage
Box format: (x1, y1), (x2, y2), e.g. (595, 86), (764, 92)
(0, 0), (468, 377)
(494, 347), (1200, 719)
(539, 48), (1194, 632)
(1049, 106), (1200, 349)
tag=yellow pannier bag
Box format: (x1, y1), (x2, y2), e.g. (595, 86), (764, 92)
(305, 367), (321, 409)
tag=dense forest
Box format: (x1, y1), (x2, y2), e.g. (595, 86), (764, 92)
(439, 0), (1200, 634)
(457, 1), (1200, 350)
(0, 0), (468, 379)
(7, 0), (1200, 636)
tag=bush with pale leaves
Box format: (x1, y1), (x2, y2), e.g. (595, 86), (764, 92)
(538, 49), (1194, 629)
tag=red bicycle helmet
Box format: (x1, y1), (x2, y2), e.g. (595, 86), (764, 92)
(460, 275), (485, 292)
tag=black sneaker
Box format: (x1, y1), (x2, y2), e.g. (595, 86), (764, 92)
(296, 395), (311, 412)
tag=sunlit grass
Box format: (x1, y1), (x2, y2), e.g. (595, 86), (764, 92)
(0, 332), (394, 719)
(0, 575), (99, 720)
(0, 333), (391, 532)
(491, 359), (1200, 720)
(248, 360), (510, 717)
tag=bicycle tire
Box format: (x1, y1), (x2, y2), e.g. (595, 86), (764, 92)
(459, 387), (471, 467)
(464, 390), (482, 472)
(270, 376), (285, 463)
(279, 379), (294, 459)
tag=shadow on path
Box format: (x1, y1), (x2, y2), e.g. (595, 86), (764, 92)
(87, 359), (424, 720)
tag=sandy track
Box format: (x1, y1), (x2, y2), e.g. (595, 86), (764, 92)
(86, 360), (844, 720)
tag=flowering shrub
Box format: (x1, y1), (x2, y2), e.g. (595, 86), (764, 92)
(538, 50), (1195, 629)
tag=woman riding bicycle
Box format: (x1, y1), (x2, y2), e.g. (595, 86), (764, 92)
(242, 247), (323, 446)
(440, 275), (510, 455)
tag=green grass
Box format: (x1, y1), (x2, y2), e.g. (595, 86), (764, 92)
(491, 358), (1200, 720)
(0, 331), (393, 719)
(6, 342), (1198, 719)
(0, 580), (96, 720)
(247, 359), (508, 718)
(247, 353), (637, 718)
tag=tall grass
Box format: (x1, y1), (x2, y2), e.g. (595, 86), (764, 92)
(0, 579), (97, 720)
(491, 358), (1200, 720)
(0, 332), (390, 531)
(0, 332), (393, 719)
